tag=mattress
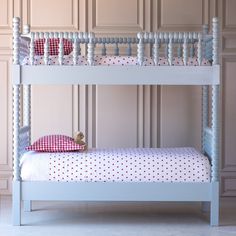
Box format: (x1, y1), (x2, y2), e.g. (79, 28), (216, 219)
(21, 55), (211, 66)
(20, 147), (211, 183)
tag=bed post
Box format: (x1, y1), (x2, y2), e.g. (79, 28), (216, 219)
(201, 23), (209, 157)
(23, 83), (31, 212)
(12, 17), (21, 226)
(210, 17), (220, 226)
(201, 21), (209, 211)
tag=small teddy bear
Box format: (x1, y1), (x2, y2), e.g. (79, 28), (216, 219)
(74, 131), (86, 146)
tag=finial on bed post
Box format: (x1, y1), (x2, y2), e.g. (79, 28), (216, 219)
(137, 32), (144, 66)
(212, 17), (219, 65)
(87, 32), (95, 66)
(23, 24), (30, 35)
(13, 17), (20, 65)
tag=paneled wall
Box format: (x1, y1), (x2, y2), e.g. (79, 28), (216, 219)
(0, 0), (13, 195)
(0, 0), (235, 196)
(220, 0), (236, 197)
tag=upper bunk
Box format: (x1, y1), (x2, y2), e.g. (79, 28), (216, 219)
(12, 17), (220, 86)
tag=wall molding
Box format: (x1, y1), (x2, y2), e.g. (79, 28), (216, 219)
(222, 34), (236, 54)
(221, 56), (236, 172)
(0, 173), (12, 195)
(0, 0), (13, 32)
(221, 173), (236, 196)
(88, 0), (150, 33)
(0, 58), (12, 172)
(23, 0), (79, 31)
(157, 0), (210, 30)
(222, 0), (236, 31)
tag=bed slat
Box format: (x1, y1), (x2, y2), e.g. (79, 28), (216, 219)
(204, 127), (213, 159)
(198, 33), (202, 65)
(58, 32), (64, 65)
(183, 33), (188, 65)
(44, 32), (49, 65)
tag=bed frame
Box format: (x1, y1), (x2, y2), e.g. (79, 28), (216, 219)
(12, 17), (220, 226)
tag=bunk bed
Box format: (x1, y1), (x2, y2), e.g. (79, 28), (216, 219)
(12, 17), (220, 226)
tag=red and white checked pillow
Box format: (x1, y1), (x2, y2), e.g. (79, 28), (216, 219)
(34, 38), (73, 56)
(26, 135), (86, 152)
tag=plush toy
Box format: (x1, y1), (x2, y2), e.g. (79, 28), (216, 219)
(74, 131), (86, 146)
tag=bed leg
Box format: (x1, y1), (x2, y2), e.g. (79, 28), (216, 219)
(201, 202), (210, 213)
(24, 200), (32, 212)
(210, 182), (220, 226)
(12, 181), (21, 226)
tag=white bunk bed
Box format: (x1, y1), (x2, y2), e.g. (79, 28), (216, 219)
(12, 17), (220, 226)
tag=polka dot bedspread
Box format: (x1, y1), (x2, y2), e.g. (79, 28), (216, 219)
(20, 147), (211, 183)
(21, 55), (211, 66)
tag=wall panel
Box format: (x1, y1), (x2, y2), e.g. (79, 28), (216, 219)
(221, 57), (236, 172)
(222, 0), (236, 30)
(222, 35), (236, 54)
(0, 174), (12, 195)
(0, 58), (11, 171)
(220, 0), (236, 196)
(221, 173), (236, 197)
(0, 0), (13, 31)
(23, 0), (79, 30)
(0, 56), (12, 195)
(158, 0), (209, 30)
(31, 86), (75, 140)
(96, 86), (138, 148)
(160, 86), (201, 149)
(88, 0), (147, 33)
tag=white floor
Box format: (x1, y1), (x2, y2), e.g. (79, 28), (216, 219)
(0, 196), (236, 236)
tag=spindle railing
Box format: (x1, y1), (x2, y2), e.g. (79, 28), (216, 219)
(15, 18), (217, 67)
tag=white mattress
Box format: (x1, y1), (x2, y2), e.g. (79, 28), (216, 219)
(21, 55), (211, 66)
(20, 148), (211, 183)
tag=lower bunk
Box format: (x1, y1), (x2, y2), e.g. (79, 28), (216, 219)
(12, 147), (219, 226)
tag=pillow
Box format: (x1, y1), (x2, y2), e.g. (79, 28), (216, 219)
(26, 135), (86, 152)
(34, 38), (73, 56)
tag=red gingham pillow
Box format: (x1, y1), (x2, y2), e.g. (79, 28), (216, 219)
(34, 38), (73, 56)
(26, 135), (86, 152)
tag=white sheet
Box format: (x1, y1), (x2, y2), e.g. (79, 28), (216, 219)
(20, 147), (211, 183)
